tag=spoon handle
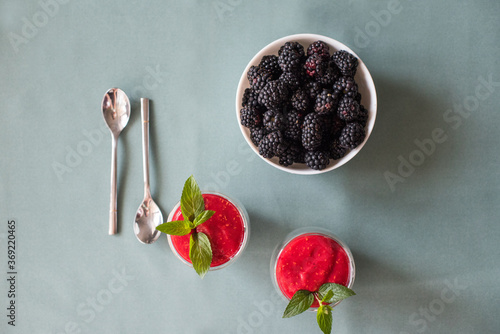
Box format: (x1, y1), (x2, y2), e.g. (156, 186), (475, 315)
(109, 134), (118, 235)
(141, 98), (150, 195)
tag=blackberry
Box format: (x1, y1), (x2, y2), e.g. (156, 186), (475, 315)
(263, 109), (285, 131)
(304, 54), (328, 78)
(250, 127), (266, 146)
(314, 89), (338, 113)
(249, 68), (274, 93)
(307, 40), (330, 58)
(332, 50), (358, 76)
(290, 89), (310, 113)
(294, 150), (306, 163)
(259, 55), (281, 75)
(278, 144), (302, 167)
(333, 76), (358, 99)
(339, 122), (365, 149)
(315, 65), (340, 86)
(317, 111), (335, 140)
(284, 109), (303, 142)
(258, 80), (288, 109)
(354, 92), (362, 103)
(305, 80), (323, 101)
(242, 88), (259, 108)
(332, 116), (346, 138)
(358, 105), (369, 127)
(247, 66), (260, 83)
(301, 113), (323, 151)
(337, 96), (360, 122)
(305, 150), (330, 170)
(240, 105), (262, 129)
(280, 41), (305, 57)
(279, 71), (304, 91)
(278, 42), (305, 72)
(327, 139), (347, 160)
(258, 130), (286, 158)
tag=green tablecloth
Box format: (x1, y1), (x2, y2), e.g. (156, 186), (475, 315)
(1, 1), (499, 333)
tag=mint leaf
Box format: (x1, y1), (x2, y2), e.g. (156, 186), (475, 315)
(318, 283), (356, 304)
(282, 290), (314, 318)
(316, 305), (333, 334)
(156, 220), (191, 236)
(180, 175), (205, 221)
(157, 176), (217, 279)
(192, 210), (215, 228)
(321, 290), (334, 304)
(189, 231), (212, 279)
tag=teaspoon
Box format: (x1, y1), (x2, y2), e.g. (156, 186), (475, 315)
(134, 98), (163, 244)
(101, 88), (130, 235)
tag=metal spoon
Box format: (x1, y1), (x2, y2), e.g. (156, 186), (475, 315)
(134, 98), (163, 244)
(102, 88), (131, 235)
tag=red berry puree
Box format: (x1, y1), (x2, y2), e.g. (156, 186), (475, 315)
(276, 234), (351, 307)
(170, 194), (245, 267)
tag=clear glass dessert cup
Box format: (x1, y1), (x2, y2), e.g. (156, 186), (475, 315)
(270, 227), (355, 309)
(167, 191), (250, 271)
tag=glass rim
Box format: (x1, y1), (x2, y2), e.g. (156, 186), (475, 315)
(270, 227), (356, 309)
(166, 191), (250, 271)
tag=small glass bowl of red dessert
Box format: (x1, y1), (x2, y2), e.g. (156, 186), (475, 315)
(271, 228), (355, 309)
(167, 192), (250, 271)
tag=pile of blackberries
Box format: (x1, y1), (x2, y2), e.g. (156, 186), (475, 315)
(240, 40), (368, 170)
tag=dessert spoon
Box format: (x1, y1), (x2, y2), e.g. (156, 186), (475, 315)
(134, 98), (163, 244)
(102, 88), (130, 235)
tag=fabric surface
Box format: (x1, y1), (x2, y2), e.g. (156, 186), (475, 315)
(1, 1), (499, 333)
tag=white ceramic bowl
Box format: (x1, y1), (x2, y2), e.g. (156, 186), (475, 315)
(235, 33), (377, 175)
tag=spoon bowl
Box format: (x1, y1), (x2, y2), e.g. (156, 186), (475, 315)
(102, 88), (130, 235)
(134, 196), (162, 244)
(134, 98), (163, 244)
(102, 88), (130, 135)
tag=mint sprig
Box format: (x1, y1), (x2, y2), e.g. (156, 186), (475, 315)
(318, 282), (355, 304)
(156, 220), (191, 236)
(282, 283), (355, 334)
(156, 175), (215, 278)
(189, 231), (212, 278)
(193, 210), (215, 229)
(316, 305), (333, 334)
(283, 290), (314, 318)
(180, 175), (205, 221)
